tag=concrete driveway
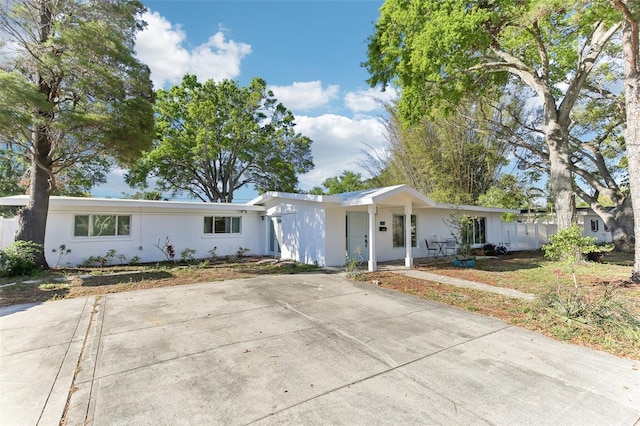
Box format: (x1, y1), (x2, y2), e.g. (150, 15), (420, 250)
(1, 272), (639, 425)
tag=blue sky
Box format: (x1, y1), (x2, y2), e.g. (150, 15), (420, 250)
(92, 0), (396, 201)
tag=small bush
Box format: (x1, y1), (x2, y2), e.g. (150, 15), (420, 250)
(0, 241), (42, 277)
(542, 225), (612, 263)
(344, 246), (367, 281)
(180, 248), (196, 263)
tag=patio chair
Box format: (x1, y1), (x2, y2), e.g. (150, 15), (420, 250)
(424, 239), (438, 257)
(444, 238), (457, 256)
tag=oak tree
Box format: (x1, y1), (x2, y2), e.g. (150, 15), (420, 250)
(126, 75), (314, 202)
(365, 0), (620, 231)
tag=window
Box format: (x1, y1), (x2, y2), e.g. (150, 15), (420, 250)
(392, 214), (417, 248)
(590, 219), (599, 232)
(462, 217), (486, 245)
(74, 215), (130, 237)
(204, 216), (241, 234)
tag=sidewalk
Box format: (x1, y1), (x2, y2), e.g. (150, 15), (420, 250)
(379, 264), (537, 301)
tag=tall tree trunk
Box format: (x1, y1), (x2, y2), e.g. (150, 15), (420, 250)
(611, 0), (640, 281)
(15, 0), (53, 269)
(545, 121), (576, 230)
(621, 17), (640, 281)
(588, 197), (635, 251)
(16, 126), (52, 268)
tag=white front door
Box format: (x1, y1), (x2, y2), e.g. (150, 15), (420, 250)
(347, 212), (369, 261)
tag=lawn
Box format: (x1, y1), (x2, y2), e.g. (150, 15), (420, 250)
(366, 250), (640, 360)
(1, 251), (638, 359)
(0, 258), (319, 307)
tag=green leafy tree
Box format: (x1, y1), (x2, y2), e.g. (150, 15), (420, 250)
(477, 174), (528, 221)
(365, 0), (620, 232)
(0, 145), (26, 196)
(486, 75), (634, 251)
(367, 99), (509, 205)
(0, 142), (110, 197)
(0, 0), (155, 268)
(126, 75), (314, 202)
(309, 170), (371, 195)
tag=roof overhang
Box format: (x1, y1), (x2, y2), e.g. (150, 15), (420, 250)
(0, 195), (266, 212)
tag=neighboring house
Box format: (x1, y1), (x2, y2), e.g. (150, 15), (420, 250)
(0, 185), (518, 271)
(517, 207), (613, 244)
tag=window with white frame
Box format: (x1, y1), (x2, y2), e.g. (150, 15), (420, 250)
(392, 214), (417, 248)
(463, 217), (486, 245)
(74, 215), (130, 237)
(204, 216), (241, 234)
(591, 219), (599, 232)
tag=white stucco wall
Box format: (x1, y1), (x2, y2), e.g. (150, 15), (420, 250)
(580, 214), (613, 243)
(40, 205), (265, 266)
(266, 201), (327, 266)
(324, 207), (346, 267)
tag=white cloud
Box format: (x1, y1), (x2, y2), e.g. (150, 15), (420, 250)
(135, 11), (251, 88)
(294, 114), (387, 188)
(269, 81), (339, 110)
(344, 86), (398, 113)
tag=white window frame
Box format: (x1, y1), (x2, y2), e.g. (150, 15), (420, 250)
(204, 216), (242, 235)
(74, 214), (131, 237)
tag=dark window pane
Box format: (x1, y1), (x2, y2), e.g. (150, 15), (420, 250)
(393, 215), (404, 248)
(204, 217), (213, 234)
(74, 215), (89, 237)
(117, 216), (130, 236)
(91, 215), (115, 236)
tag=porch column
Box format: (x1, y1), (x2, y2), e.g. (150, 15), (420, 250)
(405, 202), (413, 267)
(368, 204), (377, 272)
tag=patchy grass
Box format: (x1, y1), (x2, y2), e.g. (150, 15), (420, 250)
(0, 258), (320, 307)
(367, 251), (640, 360)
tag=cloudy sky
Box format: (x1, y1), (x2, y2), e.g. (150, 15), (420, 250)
(92, 0), (396, 201)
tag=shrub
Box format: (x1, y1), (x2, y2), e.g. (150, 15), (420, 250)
(0, 241), (42, 277)
(180, 248), (196, 263)
(542, 225), (613, 287)
(542, 225), (611, 263)
(52, 244), (71, 267)
(344, 246), (367, 281)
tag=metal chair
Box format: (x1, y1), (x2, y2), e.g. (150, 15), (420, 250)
(444, 238), (457, 256)
(424, 239), (438, 257)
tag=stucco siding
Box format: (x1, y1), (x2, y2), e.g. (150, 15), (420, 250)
(39, 207), (264, 266)
(266, 201), (327, 266)
(324, 207), (346, 267)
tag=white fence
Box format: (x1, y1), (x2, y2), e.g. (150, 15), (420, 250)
(500, 222), (558, 251)
(0, 217), (19, 250)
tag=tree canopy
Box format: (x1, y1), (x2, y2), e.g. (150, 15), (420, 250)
(365, 99), (510, 205)
(309, 170), (372, 195)
(126, 75), (314, 202)
(0, 0), (155, 267)
(364, 0), (621, 231)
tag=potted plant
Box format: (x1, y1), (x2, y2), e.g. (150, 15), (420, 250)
(445, 211), (476, 268)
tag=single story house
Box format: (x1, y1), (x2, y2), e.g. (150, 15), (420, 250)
(518, 207), (614, 244)
(0, 185), (518, 271)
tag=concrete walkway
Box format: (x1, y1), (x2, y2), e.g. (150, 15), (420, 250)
(381, 266), (537, 301)
(1, 273), (638, 425)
